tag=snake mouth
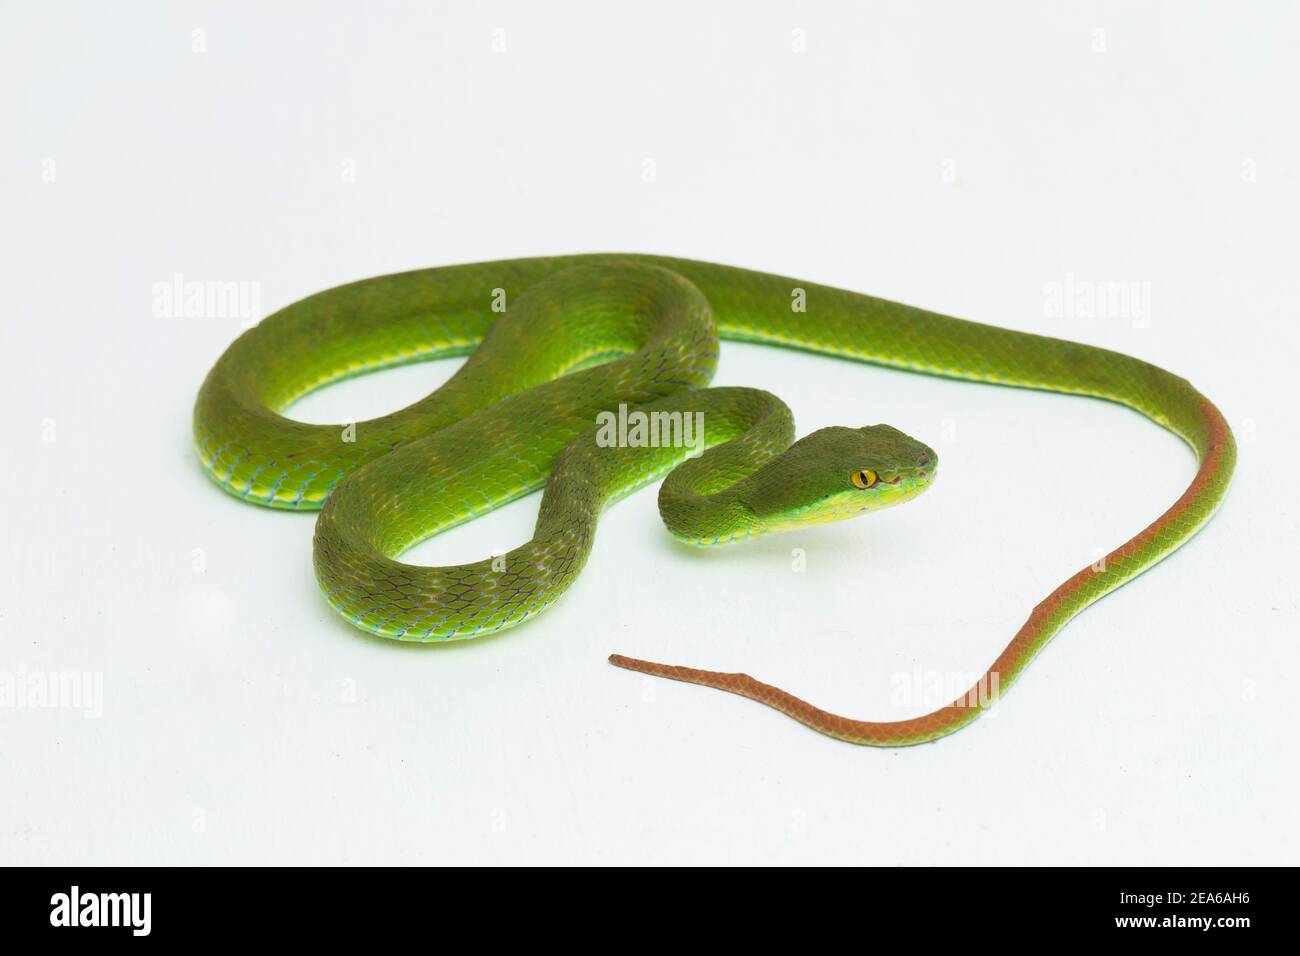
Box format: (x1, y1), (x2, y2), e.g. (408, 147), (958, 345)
(881, 465), (934, 486)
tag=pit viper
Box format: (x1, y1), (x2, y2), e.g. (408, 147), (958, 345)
(193, 255), (1235, 746)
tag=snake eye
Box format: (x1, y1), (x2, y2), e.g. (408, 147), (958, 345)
(851, 469), (878, 490)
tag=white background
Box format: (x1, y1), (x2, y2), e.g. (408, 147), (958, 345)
(2, 1), (1296, 865)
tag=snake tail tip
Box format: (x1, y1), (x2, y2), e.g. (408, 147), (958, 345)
(609, 653), (662, 675)
(609, 654), (731, 686)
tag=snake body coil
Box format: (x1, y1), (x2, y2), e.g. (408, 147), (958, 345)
(194, 255), (1235, 746)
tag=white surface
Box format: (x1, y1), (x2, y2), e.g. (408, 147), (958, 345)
(2, 1), (1296, 865)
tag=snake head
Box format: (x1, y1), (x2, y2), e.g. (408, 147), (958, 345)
(742, 424), (937, 534)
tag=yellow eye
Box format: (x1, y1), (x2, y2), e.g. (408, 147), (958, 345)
(852, 469), (878, 489)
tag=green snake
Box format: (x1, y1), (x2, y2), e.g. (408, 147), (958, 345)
(193, 255), (1236, 746)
